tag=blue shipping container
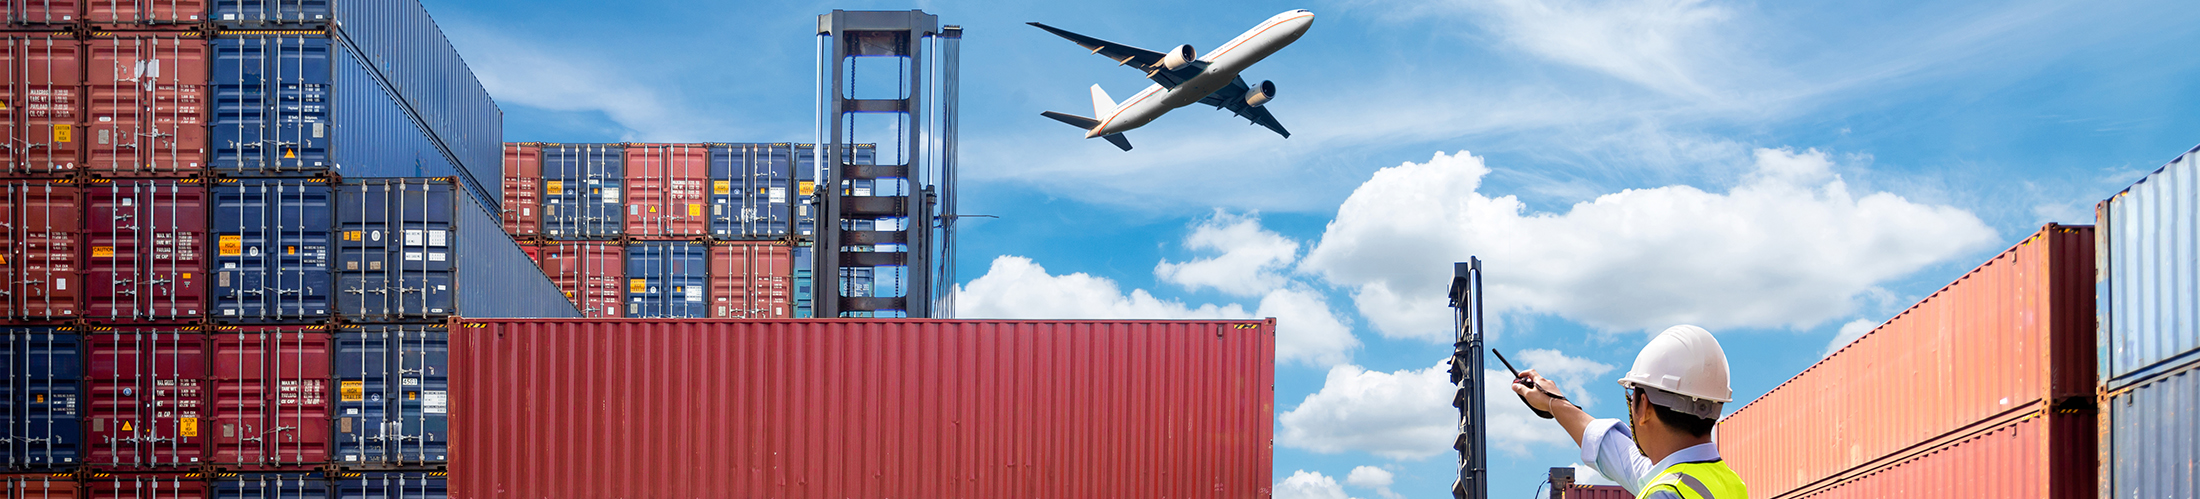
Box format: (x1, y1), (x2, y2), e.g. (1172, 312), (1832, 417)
(213, 472), (330, 499)
(793, 245), (813, 318)
(210, 33), (500, 210)
(3, 327), (80, 470)
(334, 471), (445, 499)
(2098, 142), (2200, 388)
(211, 0), (505, 201)
(710, 143), (795, 239)
(792, 143), (876, 238)
(335, 179), (456, 321)
(213, 179), (336, 323)
(541, 144), (623, 239)
(334, 324), (447, 466)
(625, 241), (709, 318)
(2102, 357), (2200, 499)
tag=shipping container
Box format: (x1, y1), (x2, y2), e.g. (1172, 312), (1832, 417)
(211, 179), (334, 323)
(85, 327), (206, 469)
(449, 319), (1277, 499)
(3, 181), (80, 321)
(5, 1), (77, 25)
(499, 144), (539, 237)
(792, 244), (813, 318)
(1719, 225), (2095, 498)
(708, 143), (794, 240)
(2101, 357), (2200, 499)
(82, 473), (205, 499)
(539, 144), (621, 239)
(2097, 142), (2200, 388)
(333, 324), (446, 467)
(449, 182), (577, 320)
(85, 0), (202, 27)
(2, 473), (80, 498)
(622, 241), (706, 319)
(210, 0), (505, 199)
(4, 327), (81, 470)
(207, 326), (330, 469)
(791, 143), (876, 238)
(333, 471), (442, 499)
(531, 241), (621, 318)
(84, 180), (208, 322)
(709, 241), (793, 319)
(1777, 410), (2090, 499)
(85, 34), (207, 178)
(212, 472), (328, 499)
(622, 143), (708, 238)
(334, 178), (454, 321)
(3, 35), (81, 176)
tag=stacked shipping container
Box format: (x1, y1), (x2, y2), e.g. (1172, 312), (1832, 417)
(2095, 143), (2200, 499)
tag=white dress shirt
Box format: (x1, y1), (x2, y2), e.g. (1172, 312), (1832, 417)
(1579, 418), (1725, 498)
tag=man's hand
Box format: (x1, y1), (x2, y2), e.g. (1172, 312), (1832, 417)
(1510, 368), (1568, 413)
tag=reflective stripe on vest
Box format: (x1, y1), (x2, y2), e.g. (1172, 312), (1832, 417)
(1635, 461), (1749, 499)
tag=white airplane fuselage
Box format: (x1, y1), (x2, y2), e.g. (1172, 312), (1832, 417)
(1088, 10), (1315, 138)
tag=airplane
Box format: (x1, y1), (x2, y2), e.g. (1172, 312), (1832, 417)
(1030, 9), (1315, 151)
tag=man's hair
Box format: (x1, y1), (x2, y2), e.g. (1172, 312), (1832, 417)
(1635, 388), (1717, 438)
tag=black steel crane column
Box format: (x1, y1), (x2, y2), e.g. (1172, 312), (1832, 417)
(817, 10), (943, 317)
(1448, 258), (1488, 499)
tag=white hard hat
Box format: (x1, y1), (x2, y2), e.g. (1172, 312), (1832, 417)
(1618, 325), (1733, 417)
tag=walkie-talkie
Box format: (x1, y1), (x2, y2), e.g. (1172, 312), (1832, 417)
(1492, 349), (1556, 419)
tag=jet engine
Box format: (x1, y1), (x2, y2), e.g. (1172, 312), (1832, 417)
(1245, 80), (1277, 107)
(1161, 44), (1197, 70)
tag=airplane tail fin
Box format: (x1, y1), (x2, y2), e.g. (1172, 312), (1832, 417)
(1090, 84), (1117, 117)
(1039, 111), (1133, 151)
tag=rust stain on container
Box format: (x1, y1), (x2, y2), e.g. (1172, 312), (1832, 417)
(502, 143), (541, 236)
(622, 143), (711, 238)
(1720, 224), (2095, 498)
(450, 319), (1277, 499)
(2, 35), (81, 176)
(86, 35), (207, 177)
(3, 181), (80, 320)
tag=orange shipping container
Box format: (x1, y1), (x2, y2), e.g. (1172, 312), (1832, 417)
(1785, 411), (2090, 499)
(3, 35), (82, 176)
(1718, 224), (2095, 498)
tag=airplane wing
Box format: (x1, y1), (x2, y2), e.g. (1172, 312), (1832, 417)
(1200, 77), (1291, 138)
(1028, 22), (1205, 89)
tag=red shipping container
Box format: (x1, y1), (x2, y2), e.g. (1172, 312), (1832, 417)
(3, 35), (82, 176)
(1782, 410), (2091, 499)
(80, 473), (204, 499)
(3, 180), (79, 320)
(207, 326), (331, 469)
(450, 319), (1277, 499)
(622, 143), (709, 238)
(86, 35), (207, 178)
(83, 180), (207, 321)
(502, 143), (541, 236)
(709, 241), (792, 318)
(84, 0), (202, 27)
(85, 327), (207, 469)
(2, 473), (80, 498)
(5, 1), (79, 25)
(532, 241), (623, 318)
(1719, 224), (2095, 497)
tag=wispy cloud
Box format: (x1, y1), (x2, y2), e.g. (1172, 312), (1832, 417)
(441, 20), (737, 141)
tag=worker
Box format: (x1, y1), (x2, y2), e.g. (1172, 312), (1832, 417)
(1510, 325), (1748, 499)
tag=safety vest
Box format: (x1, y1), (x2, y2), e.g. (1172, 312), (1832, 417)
(1636, 461), (1749, 499)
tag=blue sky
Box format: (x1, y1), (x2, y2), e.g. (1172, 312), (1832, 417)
(431, 0), (2200, 497)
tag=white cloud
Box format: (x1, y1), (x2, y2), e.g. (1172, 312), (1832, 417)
(1156, 210), (1301, 297)
(1278, 361), (1459, 460)
(1299, 149), (1998, 341)
(1822, 319), (1878, 358)
(1257, 287), (1361, 368)
(1346, 466), (1403, 499)
(1569, 462), (1622, 486)
(443, 25), (729, 141)
(1515, 349), (1616, 408)
(1275, 470), (1360, 499)
(1447, 0), (1739, 99)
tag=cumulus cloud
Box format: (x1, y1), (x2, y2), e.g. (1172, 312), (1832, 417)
(1299, 149), (1998, 341)
(1257, 288), (1361, 368)
(1822, 319), (1879, 358)
(1516, 349), (1616, 408)
(1278, 361), (1459, 460)
(956, 256), (1357, 367)
(1275, 470), (1360, 499)
(1346, 466), (1403, 499)
(1156, 210), (1302, 297)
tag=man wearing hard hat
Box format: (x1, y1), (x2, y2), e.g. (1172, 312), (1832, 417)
(1511, 325), (1748, 499)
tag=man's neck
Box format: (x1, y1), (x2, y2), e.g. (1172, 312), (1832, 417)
(1642, 432), (1715, 465)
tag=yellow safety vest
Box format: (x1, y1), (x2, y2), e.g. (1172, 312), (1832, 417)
(1636, 461), (1749, 499)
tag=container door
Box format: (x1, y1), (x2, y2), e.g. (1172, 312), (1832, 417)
(211, 0), (334, 26)
(333, 326), (389, 465)
(85, 327), (205, 468)
(336, 472), (447, 499)
(625, 242), (707, 318)
(541, 144), (622, 238)
(336, 179), (456, 321)
(3, 35), (81, 176)
(85, 181), (208, 321)
(210, 36), (331, 177)
(86, 35), (207, 177)
(84, 474), (208, 499)
(501, 144), (540, 236)
(334, 325), (447, 465)
(213, 180), (335, 322)
(209, 327), (331, 468)
(5, 0), (79, 24)
(5, 181), (81, 320)
(85, 0), (204, 25)
(390, 327), (449, 464)
(6, 327), (84, 469)
(212, 472), (330, 499)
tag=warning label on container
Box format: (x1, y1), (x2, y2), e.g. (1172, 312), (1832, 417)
(52, 124), (69, 142)
(689, 204), (703, 216)
(630, 278), (647, 293)
(179, 417), (197, 437)
(219, 235), (242, 256)
(423, 390), (447, 414)
(800, 181), (816, 196)
(92, 246), (115, 258)
(546, 181), (564, 195)
(769, 187), (787, 203)
(343, 231), (361, 242)
(340, 381), (363, 402)
(714, 181), (731, 195)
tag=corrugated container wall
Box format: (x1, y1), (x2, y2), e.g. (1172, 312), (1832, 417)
(622, 241), (706, 318)
(86, 34), (207, 178)
(539, 144), (622, 239)
(500, 144), (540, 237)
(1719, 225), (2095, 498)
(448, 181), (577, 319)
(2100, 357), (2200, 499)
(4, 181), (80, 321)
(212, 472), (327, 498)
(1787, 412), (2091, 499)
(2097, 142), (2200, 387)
(450, 319), (1277, 499)
(622, 143), (708, 238)
(709, 241), (793, 319)
(82, 473), (204, 498)
(5, 1), (77, 25)
(2, 473), (79, 498)
(85, 0), (202, 27)
(85, 327), (206, 469)
(3, 35), (81, 176)
(211, 0), (505, 200)
(334, 324), (447, 467)
(211, 179), (334, 323)
(83, 180), (207, 322)
(334, 471), (445, 499)
(710, 143), (794, 240)
(4, 327), (82, 470)
(206, 327), (329, 469)
(530, 241), (622, 318)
